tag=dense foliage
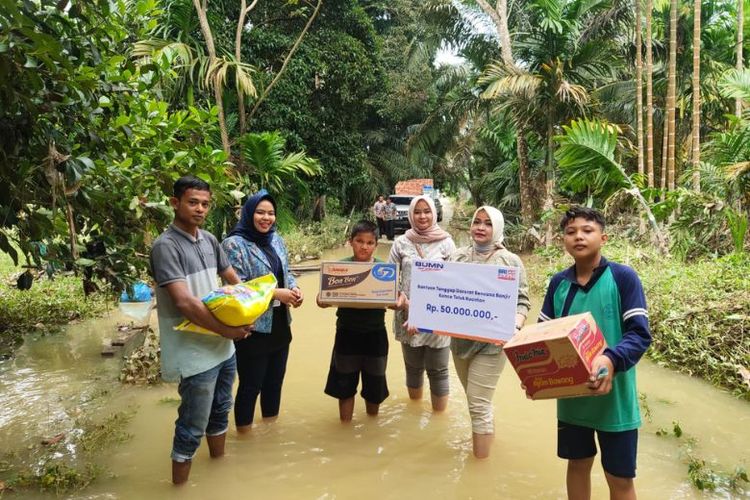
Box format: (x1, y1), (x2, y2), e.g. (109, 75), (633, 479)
(0, 0), (238, 291)
(0, 0), (451, 289)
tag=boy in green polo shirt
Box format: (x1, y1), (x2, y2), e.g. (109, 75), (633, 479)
(538, 207), (651, 500)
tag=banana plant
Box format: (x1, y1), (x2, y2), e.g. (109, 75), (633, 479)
(555, 119), (669, 254)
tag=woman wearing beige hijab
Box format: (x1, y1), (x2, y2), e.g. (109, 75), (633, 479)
(389, 195), (456, 411)
(449, 206), (530, 458)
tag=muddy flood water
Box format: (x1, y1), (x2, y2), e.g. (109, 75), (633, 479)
(1, 243), (749, 499)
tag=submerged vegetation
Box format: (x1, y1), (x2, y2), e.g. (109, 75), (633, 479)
(650, 414), (750, 494)
(120, 330), (161, 385)
(282, 213), (352, 262)
(1, 410), (133, 495)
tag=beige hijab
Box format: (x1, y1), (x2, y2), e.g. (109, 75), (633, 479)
(405, 195), (451, 244)
(472, 205), (505, 249)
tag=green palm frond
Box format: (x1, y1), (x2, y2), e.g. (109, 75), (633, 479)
(679, 161), (730, 198)
(238, 132), (321, 196)
(555, 119), (628, 194)
(718, 68), (750, 103)
(480, 62), (542, 100)
(705, 126), (750, 166)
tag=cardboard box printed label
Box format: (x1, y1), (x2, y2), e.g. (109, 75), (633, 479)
(503, 312), (607, 400)
(319, 261), (399, 309)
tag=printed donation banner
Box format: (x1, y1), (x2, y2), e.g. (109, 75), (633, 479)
(408, 259), (520, 344)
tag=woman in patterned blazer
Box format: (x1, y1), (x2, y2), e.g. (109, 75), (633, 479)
(222, 190), (303, 432)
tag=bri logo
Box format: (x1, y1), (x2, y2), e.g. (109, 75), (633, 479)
(372, 263), (397, 282)
(497, 268), (517, 281)
(415, 261), (444, 271)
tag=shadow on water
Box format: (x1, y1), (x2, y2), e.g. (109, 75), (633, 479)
(1, 234), (748, 499)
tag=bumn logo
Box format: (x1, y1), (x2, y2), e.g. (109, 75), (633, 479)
(415, 261), (444, 271)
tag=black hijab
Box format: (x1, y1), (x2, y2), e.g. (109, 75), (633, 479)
(228, 189), (284, 285)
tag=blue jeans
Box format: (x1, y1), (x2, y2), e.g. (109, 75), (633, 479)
(172, 354), (237, 462)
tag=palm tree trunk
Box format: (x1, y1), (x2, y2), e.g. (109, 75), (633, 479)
(193, 0), (230, 156)
(666, 0), (678, 191)
(517, 131), (534, 224)
(476, 0), (513, 65)
(661, 113), (668, 191)
(65, 199), (78, 260)
(477, 0), (536, 226)
(544, 120), (556, 243)
(646, 0), (655, 189)
(691, 0), (701, 191)
(236, 0), (259, 137)
(737, 0), (744, 117)
(628, 187), (670, 254)
(312, 195), (326, 221)
(636, 0), (645, 179)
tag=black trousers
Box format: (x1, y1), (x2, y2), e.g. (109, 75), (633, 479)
(234, 344), (290, 426)
(376, 217), (387, 238)
(385, 219), (394, 239)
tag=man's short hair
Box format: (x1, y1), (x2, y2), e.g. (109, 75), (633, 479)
(350, 220), (378, 240)
(559, 206), (606, 231)
(174, 176), (211, 199)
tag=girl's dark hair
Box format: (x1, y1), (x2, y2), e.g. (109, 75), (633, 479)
(559, 206), (606, 231)
(174, 176), (211, 199)
(350, 220), (378, 239)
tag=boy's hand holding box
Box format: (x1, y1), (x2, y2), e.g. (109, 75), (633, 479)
(503, 312), (607, 400)
(318, 261), (399, 309)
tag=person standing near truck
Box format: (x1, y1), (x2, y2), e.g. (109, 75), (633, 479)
(373, 195), (387, 239)
(384, 196), (398, 241)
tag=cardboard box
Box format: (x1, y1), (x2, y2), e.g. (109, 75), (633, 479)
(503, 312), (607, 400)
(319, 261), (398, 308)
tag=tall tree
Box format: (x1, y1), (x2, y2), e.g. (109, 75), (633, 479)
(691, 0), (702, 191)
(738, 0), (745, 117)
(246, 0), (323, 124)
(634, 0), (647, 234)
(661, 111), (669, 189)
(192, 0), (230, 154)
(646, 0), (655, 188)
(474, 0), (535, 225)
(636, 0), (645, 180)
(480, 0), (624, 227)
(235, 0), (259, 136)
(666, 0), (679, 190)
